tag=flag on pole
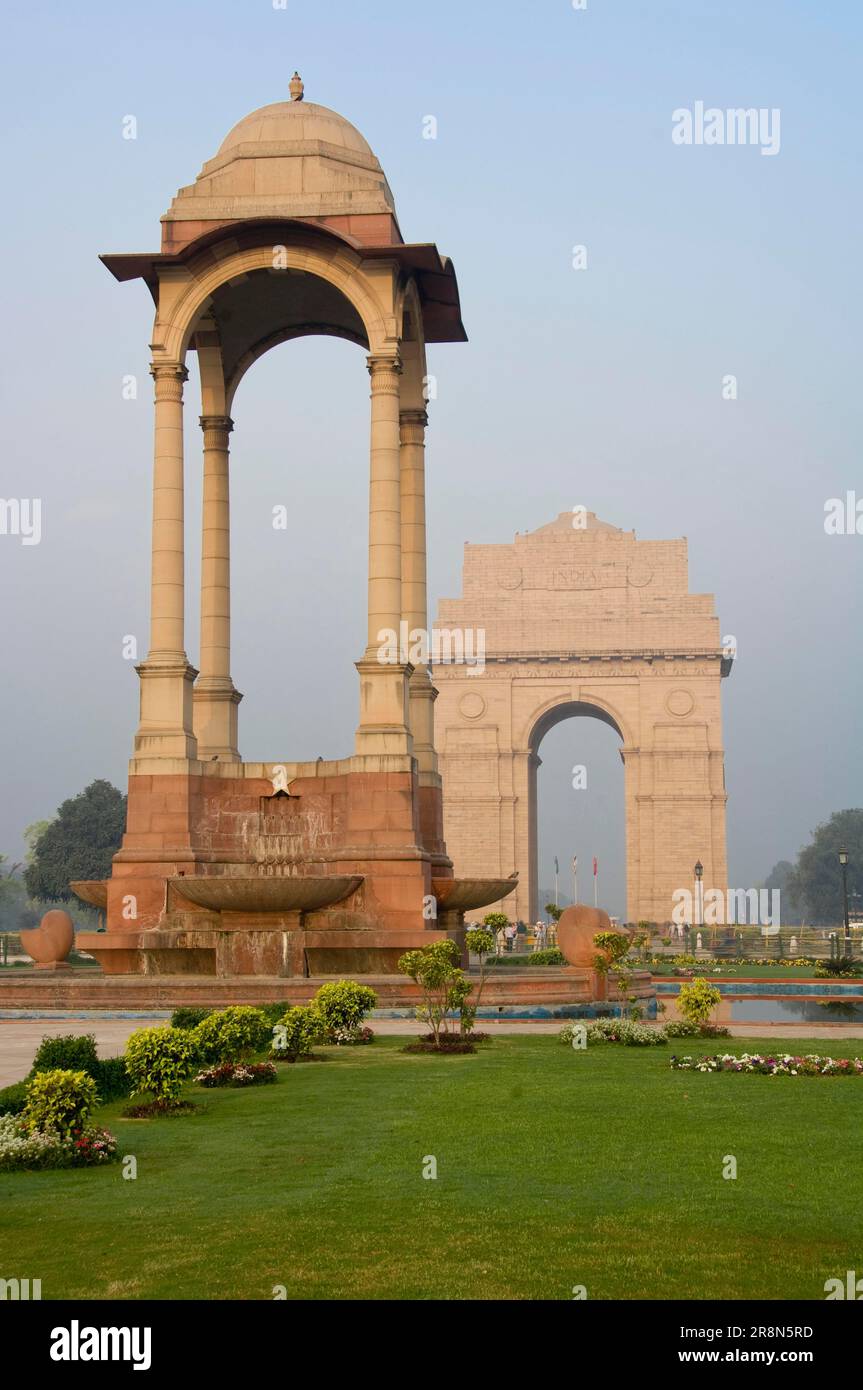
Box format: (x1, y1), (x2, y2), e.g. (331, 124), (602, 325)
(554, 857), (559, 875)
(593, 857), (598, 876)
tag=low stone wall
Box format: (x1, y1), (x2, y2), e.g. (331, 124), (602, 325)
(0, 966), (655, 1014)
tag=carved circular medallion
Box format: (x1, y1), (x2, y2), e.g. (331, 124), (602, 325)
(665, 688), (695, 717)
(458, 692), (486, 720)
(497, 568), (522, 590)
(627, 564), (653, 588)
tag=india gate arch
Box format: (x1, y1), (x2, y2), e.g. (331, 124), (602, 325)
(526, 697), (628, 923)
(433, 511), (731, 925)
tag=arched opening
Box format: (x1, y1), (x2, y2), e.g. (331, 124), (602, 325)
(219, 331), (369, 761)
(529, 701), (626, 923)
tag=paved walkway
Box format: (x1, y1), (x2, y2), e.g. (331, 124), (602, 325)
(3, 1017), (863, 1089)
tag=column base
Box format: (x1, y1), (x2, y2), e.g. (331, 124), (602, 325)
(134, 655), (198, 761)
(193, 678), (243, 762)
(354, 656), (414, 758)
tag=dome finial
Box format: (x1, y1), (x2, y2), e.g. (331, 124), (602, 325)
(289, 71), (304, 102)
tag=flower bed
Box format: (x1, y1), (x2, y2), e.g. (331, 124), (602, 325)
(0, 1113), (118, 1171)
(194, 1062), (277, 1088)
(560, 1019), (666, 1047)
(670, 1052), (863, 1076)
(329, 1025), (375, 1046)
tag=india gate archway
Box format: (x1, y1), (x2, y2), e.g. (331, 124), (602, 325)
(433, 512), (732, 924)
(76, 75), (516, 979)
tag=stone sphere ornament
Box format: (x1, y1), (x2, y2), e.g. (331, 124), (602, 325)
(22, 909), (75, 969)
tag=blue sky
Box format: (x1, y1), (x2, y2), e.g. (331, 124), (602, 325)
(1, 0), (861, 915)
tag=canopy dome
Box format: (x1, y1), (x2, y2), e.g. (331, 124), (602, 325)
(163, 76), (397, 237)
(217, 99), (375, 159)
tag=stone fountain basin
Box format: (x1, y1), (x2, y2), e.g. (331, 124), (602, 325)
(432, 876), (518, 912)
(70, 880), (108, 909)
(170, 875), (363, 913)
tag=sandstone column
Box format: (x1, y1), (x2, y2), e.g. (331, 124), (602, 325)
(193, 414), (242, 760)
(133, 363), (197, 761)
(355, 354), (412, 759)
(399, 407), (437, 776)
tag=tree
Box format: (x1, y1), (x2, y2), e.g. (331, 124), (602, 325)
(0, 858), (38, 933)
(398, 939), (466, 1047)
(788, 810), (863, 927)
(762, 860), (803, 925)
(24, 781), (127, 903)
(545, 902), (563, 922)
(466, 925), (494, 1009)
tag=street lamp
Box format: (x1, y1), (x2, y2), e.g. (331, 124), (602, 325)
(694, 861), (704, 935)
(839, 848), (851, 958)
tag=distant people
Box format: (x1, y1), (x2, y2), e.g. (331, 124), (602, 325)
(495, 927), (506, 957)
(533, 921), (546, 951)
(505, 921), (517, 953)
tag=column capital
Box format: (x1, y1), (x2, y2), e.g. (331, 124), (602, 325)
(399, 408), (429, 443)
(367, 353), (403, 392)
(150, 361), (188, 381)
(199, 415), (234, 447)
(150, 362), (188, 399)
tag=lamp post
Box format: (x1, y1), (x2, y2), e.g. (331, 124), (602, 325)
(694, 860), (704, 937)
(839, 847), (851, 959)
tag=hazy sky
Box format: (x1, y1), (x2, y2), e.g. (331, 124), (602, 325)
(1, 1), (861, 919)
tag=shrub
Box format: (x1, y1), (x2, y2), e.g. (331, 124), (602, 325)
(677, 977), (722, 1027)
(271, 1006), (324, 1062)
(526, 948), (566, 966)
(94, 1055), (133, 1101)
(815, 957), (861, 978)
(32, 1033), (99, 1076)
(0, 1081), (29, 1116)
(29, 1032), (131, 1101)
(259, 1002), (290, 1027)
(170, 1006), (214, 1030)
(23, 1069), (98, 1137)
(192, 1006), (271, 1063)
(124, 1026), (197, 1105)
(313, 981), (377, 1040)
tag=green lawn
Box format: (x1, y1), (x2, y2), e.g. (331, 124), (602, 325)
(2, 1035), (862, 1300)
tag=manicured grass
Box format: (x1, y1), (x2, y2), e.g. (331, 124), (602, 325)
(2, 1035), (863, 1300)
